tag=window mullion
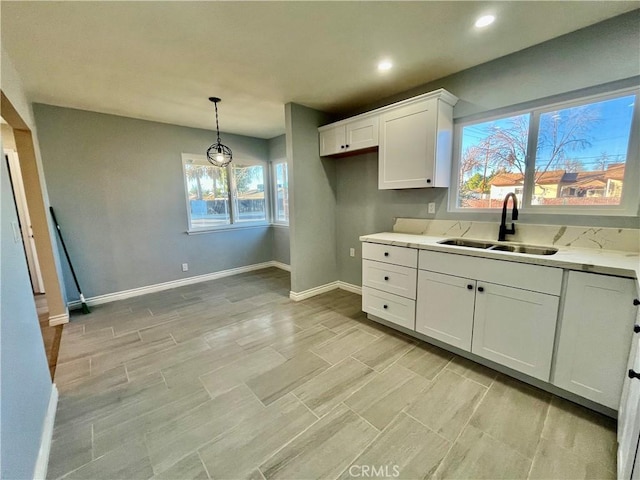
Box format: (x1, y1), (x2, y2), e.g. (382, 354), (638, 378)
(522, 111), (540, 210)
(228, 164), (237, 224)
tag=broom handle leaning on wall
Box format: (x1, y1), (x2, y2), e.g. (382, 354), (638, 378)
(49, 206), (84, 295)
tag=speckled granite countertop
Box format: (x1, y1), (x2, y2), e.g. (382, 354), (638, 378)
(359, 232), (640, 285)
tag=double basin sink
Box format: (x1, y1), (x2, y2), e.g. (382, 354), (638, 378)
(438, 238), (558, 256)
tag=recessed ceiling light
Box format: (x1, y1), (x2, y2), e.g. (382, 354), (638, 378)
(475, 15), (495, 28)
(378, 60), (393, 71)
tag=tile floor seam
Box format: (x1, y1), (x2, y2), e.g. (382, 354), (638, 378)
(341, 401), (382, 433)
(525, 433), (544, 479)
(290, 391), (321, 420)
(251, 398), (328, 473)
(196, 446), (213, 480)
(401, 410), (452, 445)
(330, 403), (387, 480)
(431, 375), (493, 478)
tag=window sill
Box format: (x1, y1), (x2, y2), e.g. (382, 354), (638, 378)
(186, 222), (270, 235)
(272, 223), (289, 228)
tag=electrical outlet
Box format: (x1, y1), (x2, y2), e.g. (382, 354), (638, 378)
(349, 248), (355, 257)
(182, 263), (189, 272)
(428, 202), (436, 214)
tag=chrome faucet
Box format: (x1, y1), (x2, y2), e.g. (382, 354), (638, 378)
(498, 193), (519, 241)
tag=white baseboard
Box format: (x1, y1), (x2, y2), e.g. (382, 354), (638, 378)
(289, 280), (362, 302)
(290, 281), (340, 301)
(33, 384), (58, 480)
(67, 261), (291, 309)
(271, 261), (291, 272)
(48, 311), (69, 326)
(336, 281), (362, 295)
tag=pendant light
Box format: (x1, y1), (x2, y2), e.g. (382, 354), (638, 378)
(206, 97), (233, 167)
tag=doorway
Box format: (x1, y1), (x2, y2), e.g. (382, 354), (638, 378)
(3, 144), (45, 294)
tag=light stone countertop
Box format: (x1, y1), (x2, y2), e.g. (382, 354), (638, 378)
(359, 232), (640, 289)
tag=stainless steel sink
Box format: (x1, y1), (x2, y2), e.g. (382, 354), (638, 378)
(438, 238), (496, 249)
(438, 238), (558, 256)
(489, 244), (558, 255)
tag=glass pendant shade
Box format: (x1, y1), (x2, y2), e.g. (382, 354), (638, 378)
(206, 97), (233, 167)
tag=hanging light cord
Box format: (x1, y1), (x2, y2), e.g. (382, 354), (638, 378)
(214, 101), (222, 144)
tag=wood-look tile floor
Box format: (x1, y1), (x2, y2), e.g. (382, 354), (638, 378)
(49, 267), (617, 480)
(36, 294), (64, 379)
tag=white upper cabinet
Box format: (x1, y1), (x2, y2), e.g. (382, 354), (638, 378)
(318, 89), (458, 189)
(378, 90), (457, 189)
(378, 92), (456, 189)
(319, 115), (378, 156)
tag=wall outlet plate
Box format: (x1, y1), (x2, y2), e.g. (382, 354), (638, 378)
(182, 263), (189, 272)
(349, 248), (355, 257)
(428, 202), (436, 214)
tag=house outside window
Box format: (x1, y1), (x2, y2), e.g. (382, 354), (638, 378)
(450, 87), (639, 215)
(182, 154), (268, 232)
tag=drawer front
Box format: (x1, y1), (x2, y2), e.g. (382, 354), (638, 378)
(362, 286), (415, 330)
(418, 250), (562, 296)
(362, 260), (417, 300)
(362, 242), (417, 268)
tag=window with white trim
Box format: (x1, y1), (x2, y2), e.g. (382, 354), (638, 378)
(451, 88), (639, 215)
(272, 160), (289, 224)
(182, 154), (268, 231)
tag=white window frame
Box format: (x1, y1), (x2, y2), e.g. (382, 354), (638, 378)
(271, 159), (289, 226)
(449, 86), (640, 216)
(182, 153), (270, 233)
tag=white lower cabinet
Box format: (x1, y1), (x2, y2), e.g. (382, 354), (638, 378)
(362, 286), (415, 330)
(361, 244), (417, 330)
(416, 270), (475, 350)
(472, 283), (559, 381)
(553, 271), (638, 409)
(619, 329), (640, 479)
(361, 240), (640, 412)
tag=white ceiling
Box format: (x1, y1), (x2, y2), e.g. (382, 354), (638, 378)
(2, 1), (638, 139)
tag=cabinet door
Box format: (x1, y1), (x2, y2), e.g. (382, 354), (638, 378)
(472, 283), (559, 381)
(554, 272), (637, 409)
(618, 331), (640, 480)
(416, 270), (475, 351)
(345, 116), (379, 152)
(378, 99), (437, 189)
(319, 126), (345, 156)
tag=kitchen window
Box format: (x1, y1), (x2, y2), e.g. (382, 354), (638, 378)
(272, 160), (289, 225)
(450, 87), (639, 215)
(182, 154), (268, 232)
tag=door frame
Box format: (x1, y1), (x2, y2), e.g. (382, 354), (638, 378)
(1, 90), (68, 325)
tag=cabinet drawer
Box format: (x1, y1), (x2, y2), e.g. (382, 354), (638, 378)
(362, 260), (417, 300)
(362, 286), (415, 330)
(419, 250), (562, 296)
(362, 243), (417, 268)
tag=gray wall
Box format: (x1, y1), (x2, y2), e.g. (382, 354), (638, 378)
(34, 104), (274, 302)
(336, 11), (640, 287)
(286, 103), (336, 293)
(1, 150), (53, 479)
(268, 134), (290, 265)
